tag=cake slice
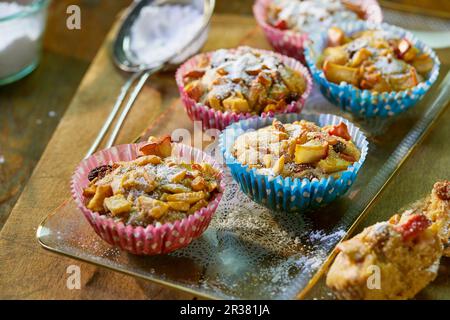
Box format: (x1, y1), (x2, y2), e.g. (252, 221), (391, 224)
(326, 181), (449, 300)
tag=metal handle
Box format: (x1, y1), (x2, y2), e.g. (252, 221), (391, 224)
(84, 67), (160, 159)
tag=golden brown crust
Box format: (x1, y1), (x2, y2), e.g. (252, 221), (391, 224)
(183, 47), (306, 114)
(327, 219), (442, 300)
(83, 141), (221, 227)
(232, 119), (361, 180)
(319, 28), (434, 92)
(326, 181), (450, 300)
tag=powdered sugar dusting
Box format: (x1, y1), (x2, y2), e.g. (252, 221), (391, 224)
(269, 0), (360, 33)
(172, 172), (347, 299)
(130, 4), (203, 66)
(0, 2), (44, 79)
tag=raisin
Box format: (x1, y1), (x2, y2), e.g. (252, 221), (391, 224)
(333, 141), (346, 154)
(286, 92), (300, 103)
(88, 165), (112, 182)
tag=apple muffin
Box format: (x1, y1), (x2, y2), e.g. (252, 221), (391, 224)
(182, 46), (307, 115)
(326, 181), (450, 300)
(319, 27), (435, 92)
(82, 136), (221, 227)
(266, 0), (365, 33)
(232, 119), (361, 180)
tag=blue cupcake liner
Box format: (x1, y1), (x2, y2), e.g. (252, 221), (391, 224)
(219, 113), (369, 212)
(304, 21), (440, 118)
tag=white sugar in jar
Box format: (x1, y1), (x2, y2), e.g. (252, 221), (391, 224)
(0, 0), (50, 85)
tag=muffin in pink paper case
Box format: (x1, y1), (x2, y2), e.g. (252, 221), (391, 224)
(71, 140), (225, 255)
(253, 0), (383, 62)
(175, 46), (312, 131)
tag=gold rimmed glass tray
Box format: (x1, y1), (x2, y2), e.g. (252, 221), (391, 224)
(37, 60), (450, 299)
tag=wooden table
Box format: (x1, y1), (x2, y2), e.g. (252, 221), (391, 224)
(0, 0), (449, 299)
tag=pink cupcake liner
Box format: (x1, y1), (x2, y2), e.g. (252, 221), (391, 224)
(71, 143), (225, 255)
(175, 47), (313, 131)
(253, 0), (383, 63)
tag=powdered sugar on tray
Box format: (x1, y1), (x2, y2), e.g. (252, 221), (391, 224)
(0, 2), (44, 79)
(171, 173), (348, 299)
(129, 4), (203, 66)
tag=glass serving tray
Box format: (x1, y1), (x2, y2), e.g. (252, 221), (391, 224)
(37, 62), (450, 299)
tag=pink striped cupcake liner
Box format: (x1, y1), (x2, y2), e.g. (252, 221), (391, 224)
(253, 0), (383, 63)
(71, 143), (225, 255)
(175, 47), (313, 131)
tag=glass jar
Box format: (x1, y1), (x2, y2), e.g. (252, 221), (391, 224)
(0, 0), (50, 85)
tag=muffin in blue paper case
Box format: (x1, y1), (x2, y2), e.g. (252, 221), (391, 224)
(219, 113), (369, 212)
(304, 21), (440, 118)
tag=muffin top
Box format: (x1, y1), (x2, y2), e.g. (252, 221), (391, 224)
(182, 46), (307, 115)
(232, 119), (361, 180)
(319, 28), (435, 92)
(267, 0), (363, 33)
(83, 136), (221, 227)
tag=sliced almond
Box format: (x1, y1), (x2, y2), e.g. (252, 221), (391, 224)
(191, 176), (206, 191)
(170, 170), (187, 183)
(167, 201), (190, 212)
(272, 155), (285, 175)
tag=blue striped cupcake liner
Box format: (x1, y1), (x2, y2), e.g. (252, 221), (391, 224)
(304, 21), (440, 118)
(219, 113), (369, 212)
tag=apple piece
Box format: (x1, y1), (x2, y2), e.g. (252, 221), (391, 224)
(323, 61), (359, 86)
(327, 27), (346, 47)
(222, 96), (250, 113)
(388, 68), (418, 91)
(317, 152), (352, 174)
(184, 81), (203, 101)
(349, 48), (372, 67)
(83, 184), (97, 197)
(342, 0), (365, 18)
(397, 39), (411, 58)
(402, 46), (418, 62)
(295, 140), (329, 164)
(272, 155), (285, 175)
(326, 122), (351, 140)
(341, 140), (361, 161)
(104, 194), (132, 216)
(323, 47), (349, 66)
(279, 67), (306, 93)
(339, 153), (356, 162)
(412, 54), (434, 76)
(87, 184), (113, 213)
(139, 135), (172, 158)
(137, 196), (169, 219)
(183, 69), (205, 80)
(167, 201), (190, 212)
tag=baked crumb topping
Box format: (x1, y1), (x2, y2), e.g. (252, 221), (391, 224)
(232, 119), (361, 180)
(83, 137), (221, 227)
(183, 46), (307, 114)
(267, 0), (364, 33)
(326, 180), (450, 300)
(319, 28), (435, 92)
